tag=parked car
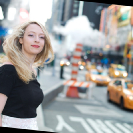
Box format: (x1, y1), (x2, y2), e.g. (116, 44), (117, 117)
(107, 78), (133, 110)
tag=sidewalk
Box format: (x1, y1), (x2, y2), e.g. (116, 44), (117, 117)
(36, 66), (64, 132)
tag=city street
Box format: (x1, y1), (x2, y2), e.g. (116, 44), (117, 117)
(41, 59), (133, 133)
(1, 1), (133, 132)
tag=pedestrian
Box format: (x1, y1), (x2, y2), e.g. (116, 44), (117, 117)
(37, 66), (41, 78)
(0, 20), (54, 130)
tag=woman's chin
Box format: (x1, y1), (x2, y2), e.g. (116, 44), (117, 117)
(30, 50), (42, 55)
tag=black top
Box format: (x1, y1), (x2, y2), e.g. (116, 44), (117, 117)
(0, 64), (44, 118)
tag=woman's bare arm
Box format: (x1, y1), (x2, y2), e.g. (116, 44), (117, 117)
(0, 93), (8, 127)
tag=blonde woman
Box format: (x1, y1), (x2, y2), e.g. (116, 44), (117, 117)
(0, 20), (54, 130)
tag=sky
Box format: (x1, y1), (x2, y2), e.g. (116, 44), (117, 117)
(29, 0), (53, 25)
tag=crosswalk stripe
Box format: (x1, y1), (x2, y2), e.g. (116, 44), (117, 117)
(69, 117), (94, 133)
(54, 113), (133, 133)
(115, 123), (132, 133)
(104, 121), (122, 133)
(96, 119), (113, 133)
(123, 123), (133, 132)
(56, 115), (75, 132)
(87, 118), (104, 133)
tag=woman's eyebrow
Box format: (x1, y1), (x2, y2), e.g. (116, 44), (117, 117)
(28, 31), (44, 35)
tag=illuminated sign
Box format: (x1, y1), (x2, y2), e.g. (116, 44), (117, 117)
(19, 8), (29, 24)
(117, 6), (131, 27)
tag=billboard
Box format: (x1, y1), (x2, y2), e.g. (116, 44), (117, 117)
(117, 6), (131, 27)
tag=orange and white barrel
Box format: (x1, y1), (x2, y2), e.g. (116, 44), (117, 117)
(71, 43), (83, 80)
(66, 43), (83, 98)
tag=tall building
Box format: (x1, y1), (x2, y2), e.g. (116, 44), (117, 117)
(82, 2), (111, 30)
(0, 0), (30, 53)
(46, 1), (111, 33)
(62, 0), (79, 24)
(45, 0), (80, 33)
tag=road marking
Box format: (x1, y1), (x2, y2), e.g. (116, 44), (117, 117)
(55, 96), (101, 105)
(54, 114), (132, 133)
(74, 105), (122, 117)
(123, 123), (133, 132)
(56, 115), (76, 132)
(69, 116), (94, 133)
(105, 121), (122, 133)
(96, 119), (114, 133)
(115, 123), (132, 133)
(86, 118), (104, 133)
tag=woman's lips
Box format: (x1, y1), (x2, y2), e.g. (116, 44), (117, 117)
(31, 45), (40, 48)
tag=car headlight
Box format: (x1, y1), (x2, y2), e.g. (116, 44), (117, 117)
(126, 95), (133, 100)
(60, 61), (64, 66)
(66, 62), (70, 66)
(107, 78), (110, 82)
(92, 76), (96, 80)
(80, 66), (84, 70)
(123, 72), (128, 77)
(115, 71), (119, 75)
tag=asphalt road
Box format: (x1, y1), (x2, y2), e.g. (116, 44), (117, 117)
(42, 61), (133, 133)
(42, 86), (133, 133)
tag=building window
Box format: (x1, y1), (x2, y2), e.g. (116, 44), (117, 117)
(73, 3), (78, 8)
(73, 9), (78, 14)
(74, 0), (79, 3)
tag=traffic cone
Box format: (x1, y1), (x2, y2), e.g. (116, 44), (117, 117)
(66, 86), (79, 98)
(66, 43), (83, 98)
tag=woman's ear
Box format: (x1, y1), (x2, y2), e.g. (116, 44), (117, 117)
(19, 38), (23, 44)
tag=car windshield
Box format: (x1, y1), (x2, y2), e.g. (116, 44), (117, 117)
(124, 81), (133, 90)
(91, 71), (98, 75)
(100, 72), (108, 76)
(115, 66), (125, 71)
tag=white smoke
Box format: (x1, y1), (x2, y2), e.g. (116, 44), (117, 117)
(53, 15), (106, 51)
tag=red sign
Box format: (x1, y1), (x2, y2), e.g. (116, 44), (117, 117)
(19, 8), (29, 24)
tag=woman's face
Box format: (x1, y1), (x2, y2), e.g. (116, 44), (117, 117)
(19, 24), (45, 59)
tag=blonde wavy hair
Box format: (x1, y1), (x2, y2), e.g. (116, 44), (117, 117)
(0, 20), (54, 84)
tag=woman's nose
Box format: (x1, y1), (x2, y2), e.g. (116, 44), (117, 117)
(35, 36), (40, 42)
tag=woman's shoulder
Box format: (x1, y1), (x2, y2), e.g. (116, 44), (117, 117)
(0, 63), (17, 76)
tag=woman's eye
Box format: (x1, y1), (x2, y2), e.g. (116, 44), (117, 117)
(28, 34), (33, 36)
(40, 37), (44, 39)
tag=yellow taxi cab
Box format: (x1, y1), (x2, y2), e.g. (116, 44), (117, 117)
(107, 79), (133, 110)
(96, 65), (103, 73)
(85, 69), (111, 86)
(108, 64), (128, 78)
(86, 62), (96, 71)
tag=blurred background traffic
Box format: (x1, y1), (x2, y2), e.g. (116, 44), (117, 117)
(0, 0), (133, 132)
